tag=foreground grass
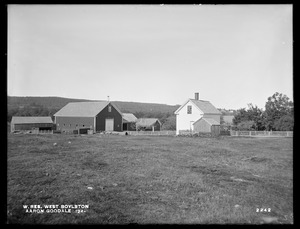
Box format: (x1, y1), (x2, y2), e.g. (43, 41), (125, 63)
(7, 134), (293, 224)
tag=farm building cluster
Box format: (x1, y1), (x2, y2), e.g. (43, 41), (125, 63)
(10, 93), (224, 136)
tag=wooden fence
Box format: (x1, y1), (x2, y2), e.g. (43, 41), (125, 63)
(126, 130), (176, 136)
(230, 130), (293, 137)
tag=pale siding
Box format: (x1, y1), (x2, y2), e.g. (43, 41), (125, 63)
(193, 119), (211, 132)
(176, 100), (203, 134)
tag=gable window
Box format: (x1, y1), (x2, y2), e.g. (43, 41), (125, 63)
(108, 105), (112, 112)
(187, 105), (192, 114)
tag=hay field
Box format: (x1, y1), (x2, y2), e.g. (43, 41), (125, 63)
(7, 134), (293, 224)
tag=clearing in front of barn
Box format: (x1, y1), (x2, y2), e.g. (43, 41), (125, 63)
(7, 134), (293, 224)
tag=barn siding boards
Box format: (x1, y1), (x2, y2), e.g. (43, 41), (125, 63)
(13, 123), (53, 131)
(11, 116), (54, 132)
(96, 104), (122, 132)
(55, 116), (94, 131)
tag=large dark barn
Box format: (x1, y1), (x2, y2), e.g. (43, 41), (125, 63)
(53, 101), (123, 132)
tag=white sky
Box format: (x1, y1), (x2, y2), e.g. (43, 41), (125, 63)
(7, 4), (293, 110)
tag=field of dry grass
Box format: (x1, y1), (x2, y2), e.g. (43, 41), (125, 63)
(7, 133), (293, 224)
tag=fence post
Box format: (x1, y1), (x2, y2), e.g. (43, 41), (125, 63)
(287, 131), (289, 137)
(249, 131), (252, 136)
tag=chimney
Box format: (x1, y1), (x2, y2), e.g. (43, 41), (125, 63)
(195, 92), (199, 100)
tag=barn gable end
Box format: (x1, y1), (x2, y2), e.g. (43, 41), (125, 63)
(54, 101), (123, 132)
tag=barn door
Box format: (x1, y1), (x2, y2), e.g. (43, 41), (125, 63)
(105, 118), (114, 131)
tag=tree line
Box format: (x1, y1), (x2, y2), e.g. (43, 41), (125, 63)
(7, 103), (59, 122)
(230, 92), (293, 131)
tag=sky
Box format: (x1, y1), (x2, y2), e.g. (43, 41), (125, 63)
(7, 4), (293, 110)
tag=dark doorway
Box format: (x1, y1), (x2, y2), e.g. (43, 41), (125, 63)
(39, 127), (52, 131)
(123, 123), (128, 131)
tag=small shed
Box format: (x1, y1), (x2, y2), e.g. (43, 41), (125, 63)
(11, 116), (53, 132)
(193, 117), (220, 136)
(122, 113), (137, 131)
(136, 118), (161, 131)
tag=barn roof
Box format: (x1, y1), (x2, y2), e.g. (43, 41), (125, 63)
(136, 118), (161, 127)
(122, 113), (137, 123)
(11, 116), (53, 124)
(53, 101), (111, 117)
(193, 117), (220, 126)
(174, 99), (221, 115)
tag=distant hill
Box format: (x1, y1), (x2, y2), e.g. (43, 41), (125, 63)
(7, 96), (93, 110)
(7, 96), (180, 119)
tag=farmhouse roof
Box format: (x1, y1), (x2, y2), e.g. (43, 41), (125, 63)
(193, 117), (220, 126)
(136, 118), (161, 127)
(53, 101), (113, 117)
(174, 99), (221, 115)
(11, 116), (53, 124)
(122, 113), (137, 123)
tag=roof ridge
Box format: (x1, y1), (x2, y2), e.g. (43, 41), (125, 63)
(190, 99), (209, 102)
(68, 101), (108, 104)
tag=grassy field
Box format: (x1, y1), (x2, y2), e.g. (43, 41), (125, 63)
(7, 133), (293, 224)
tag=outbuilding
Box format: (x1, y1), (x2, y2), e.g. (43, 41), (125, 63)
(122, 113), (137, 131)
(10, 116), (53, 132)
(193, 117), (220, 136)
(53, 101), (123, 132)
(136, 118), (161, 131)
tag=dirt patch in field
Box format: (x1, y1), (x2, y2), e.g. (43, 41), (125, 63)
(189, 165), (232, 177)
(80, 155), (108, 170)
(203, 148), (234, 156)
(187, 165), (262, 189)
(248, 156), (272, 163)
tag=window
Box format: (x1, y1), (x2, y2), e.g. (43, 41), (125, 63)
(108, 106), (112, 112)
(187, 105), (192, 114)
(83, 125), (85, 127)
(69, 124), (71, 127)
(63, 124), (65, 126)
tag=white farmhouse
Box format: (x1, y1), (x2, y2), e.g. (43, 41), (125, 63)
(174, 93), (221, 135)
